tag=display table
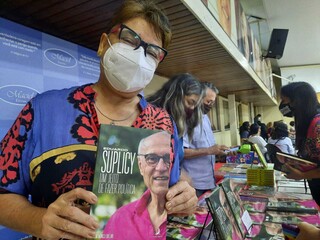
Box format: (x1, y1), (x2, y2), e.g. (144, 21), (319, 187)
(167, 162), (320, 240)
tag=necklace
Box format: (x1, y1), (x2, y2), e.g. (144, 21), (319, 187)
(95, 103), (137, 125)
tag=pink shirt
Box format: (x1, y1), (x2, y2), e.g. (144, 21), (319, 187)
(102, 189), (166, 240)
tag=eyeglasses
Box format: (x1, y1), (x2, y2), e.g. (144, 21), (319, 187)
(138, 153), (171, 168)
(110, 24), (167, 63)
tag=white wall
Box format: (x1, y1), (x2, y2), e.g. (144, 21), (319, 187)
(280, 65), (320, 92)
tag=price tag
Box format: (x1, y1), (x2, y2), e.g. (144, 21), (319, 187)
(241, 210), (253, 234)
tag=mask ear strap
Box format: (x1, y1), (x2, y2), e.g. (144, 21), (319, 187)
(106, 35), (114, 50)
(97, 33), (112, 56)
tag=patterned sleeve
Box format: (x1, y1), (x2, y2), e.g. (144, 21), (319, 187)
(306, 115), (320, 161)
(0, 101), (34, 196)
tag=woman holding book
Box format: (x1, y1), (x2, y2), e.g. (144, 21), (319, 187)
(279, 82), (320, 206)
(0, 1), (197, 239)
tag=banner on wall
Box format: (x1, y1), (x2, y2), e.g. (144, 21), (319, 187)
(0, 17), (100, 140)
(0, 17), (100, 238)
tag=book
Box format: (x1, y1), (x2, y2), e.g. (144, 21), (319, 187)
(220, 178), (248, 238)
(241, 200), (267, 213)
(245, 222), (284, 239)
(166, 221), (202, 240)
(167, 205), (211, 228)
(246, 163), (275, 186)
(264, 211), (320, 226)
(240, 184), (313, 203)
(266, 200), (319, 214)
(274, 152), (318, 173)
(91, 124), (172, 239)
(266, 144), (318, 173)
(252, 143), (268, 168)
(226, 152), (254, 164)
(205, 186), (243, 240)
(248, 212), (266, 225)
(239, 185), (276, 199)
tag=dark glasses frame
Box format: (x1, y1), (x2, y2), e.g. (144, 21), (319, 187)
(138, 153), (171, 168)
(110, 24), (168, 63)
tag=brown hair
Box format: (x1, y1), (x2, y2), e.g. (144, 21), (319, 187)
(111, 0), (172, 49)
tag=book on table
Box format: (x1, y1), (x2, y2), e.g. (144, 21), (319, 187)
(246, 222), (284, 239)
(91, 124), (171, 239)
(220, 178), (248, 238)
(205, 186), (243, 240)
(252, 143), (268, 168)
(266, 200), (319, 214)
(264, 211), (320, 226)
(241, 200), (267, 213)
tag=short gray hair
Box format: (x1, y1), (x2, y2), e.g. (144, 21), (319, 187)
(202, 82), (219, 95)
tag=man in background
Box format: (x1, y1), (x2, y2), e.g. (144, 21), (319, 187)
(182, 82), (228, 197)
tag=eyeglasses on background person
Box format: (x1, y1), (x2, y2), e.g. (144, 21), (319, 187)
(138, 153), (171, 168)
(110, 24), (167, 63)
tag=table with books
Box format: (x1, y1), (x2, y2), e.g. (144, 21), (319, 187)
(167, 146), (320, 240)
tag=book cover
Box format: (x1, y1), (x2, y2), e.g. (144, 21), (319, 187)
(252, 143), (268, 168)
(275, 152), (318, 173)
(91, 124), (172, 239)
(242, 200), (267, 213)
(167, 205), (211, 228)
(220, 178), (248, 238)
(245, 222), (284, 239)
(266, 200), (319, 214)
(205, 186), (243, 240)
(267, 144), (318, 173)
(239, 185), (276, 199)
(264, 211), (320, 226)
(269, 192), (313, 202)
(226, 152), (254, 164)
(248, 212), (266, 225)
(166, 222), (201, 240)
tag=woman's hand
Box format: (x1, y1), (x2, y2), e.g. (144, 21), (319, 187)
(284, 164), (304, 180)
(40, 188), (99, 239)
(296, 222), (320, 240)
(166, 180), (197, 216)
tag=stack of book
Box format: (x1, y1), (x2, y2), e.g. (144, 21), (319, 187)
(246, 144), (275, 186)
(247, 164), (275, 186)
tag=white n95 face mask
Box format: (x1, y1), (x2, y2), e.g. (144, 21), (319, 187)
(101, 38), (157, 93)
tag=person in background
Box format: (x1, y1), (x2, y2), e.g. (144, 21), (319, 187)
(267, 121), (295, 154)
(254, 114), (268, 140)
(278, 81), (320, 206)
(147, 73), (204, 189)
(289, 120), (296, 146)
(266, 121), (273, 139)
(0, 1), (197, 239)
(182, 82), (229, 197)
(248, 123), (267, 155)
(253, 114), (261, 124)
(147, 73), (203, 140)
(239, 121), (250, 143)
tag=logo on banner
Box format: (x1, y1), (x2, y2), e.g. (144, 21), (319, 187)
(0, 85), (39, 105)
(44, 48), (77, 68)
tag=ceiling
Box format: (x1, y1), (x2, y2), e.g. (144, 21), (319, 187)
(242, 0), (320, 72)
(1, 0), (318, 106)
